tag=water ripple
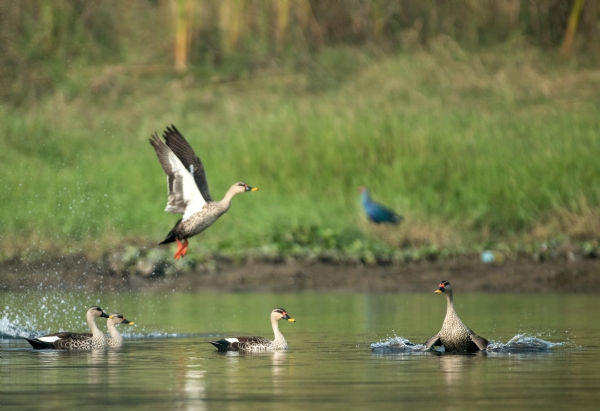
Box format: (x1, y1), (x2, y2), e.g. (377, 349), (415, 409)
(370, 333), (566, 354)
(1, 319), (220, 341)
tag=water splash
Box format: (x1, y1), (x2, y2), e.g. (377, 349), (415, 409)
(370, 334), (427, 352)
(0, 290), (173, 340)
(486, 334), (566, 351)
(0, 317), (43, 339)
(370, 333), (566, 354)
(1, 307), (219, 341)
(1, 293), (92, 339)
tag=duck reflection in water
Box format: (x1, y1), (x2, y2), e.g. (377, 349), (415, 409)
(437, 353), (486, 386)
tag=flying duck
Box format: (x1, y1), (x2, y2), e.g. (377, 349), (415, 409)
(150, 125), (258, 259)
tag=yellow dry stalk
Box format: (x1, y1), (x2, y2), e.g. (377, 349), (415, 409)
(273, 0), (291, 52)
(219, 0), (245, 56)
(371, 0), (383, 41)
(561, 0), (584, 57)
(174, 0), (194, 72)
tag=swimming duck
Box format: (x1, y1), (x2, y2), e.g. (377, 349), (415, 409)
(423, 281), (489, 353)
(359, 187), (402, 224)
(23, 306), (109, 350)
(106, 313), (135, 348)
(208, 308), (296, 352)
(150, 125), (258, 259)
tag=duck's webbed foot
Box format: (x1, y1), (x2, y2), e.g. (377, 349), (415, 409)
(174, 238), (185, 260)
(179, 239), (189, 258)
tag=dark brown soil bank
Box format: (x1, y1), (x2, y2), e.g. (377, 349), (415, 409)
(1, 255), (599, 293)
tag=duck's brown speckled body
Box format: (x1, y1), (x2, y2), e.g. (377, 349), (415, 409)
(209, 308), (296, 352)
(150, 125), (258, 259)
(162, 196), (235, 242)
(424, 281), (489, 353)
(24, 306), (110, 350)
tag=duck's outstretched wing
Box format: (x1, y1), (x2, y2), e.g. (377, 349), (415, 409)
(469, 333), (489, 350)
(150, 133), (206, 218)
(162, 125), (213, 202)
(423, 333), (441, 350)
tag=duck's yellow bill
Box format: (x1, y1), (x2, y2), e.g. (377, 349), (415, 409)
(251, 187), (259, 192)
(434, 290), (442, 294)
(288, 318), (296, 322)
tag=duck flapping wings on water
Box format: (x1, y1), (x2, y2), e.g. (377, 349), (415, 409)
(423, 281), (489, 353)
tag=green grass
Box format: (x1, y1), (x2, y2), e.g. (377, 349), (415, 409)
(2, 39), (600, 261)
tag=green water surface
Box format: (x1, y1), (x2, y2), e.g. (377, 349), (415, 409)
(2, 292), (599, 410)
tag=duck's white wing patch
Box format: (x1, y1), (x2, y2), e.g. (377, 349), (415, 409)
(37, 336), (62, 343)
(182, 196), (206, 221)
(166, 149), (206, 214)
(150, 134), (206, 215)
(225, 338), (239, 343)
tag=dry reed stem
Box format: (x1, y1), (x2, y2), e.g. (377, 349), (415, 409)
(561, 0), (585, 57)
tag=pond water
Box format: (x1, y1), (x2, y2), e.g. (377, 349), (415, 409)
(2, 291), (600, 410)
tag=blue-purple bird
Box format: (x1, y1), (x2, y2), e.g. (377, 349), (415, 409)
(359, 187), (402, 225)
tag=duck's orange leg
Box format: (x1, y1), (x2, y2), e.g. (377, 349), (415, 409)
(179, 239), (189, 258)
(174, 238), (184, 260)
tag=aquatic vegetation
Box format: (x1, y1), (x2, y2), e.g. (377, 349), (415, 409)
(1, 44), (600, 262)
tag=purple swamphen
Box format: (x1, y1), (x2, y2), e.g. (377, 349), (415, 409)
(359, 187), (402, 224)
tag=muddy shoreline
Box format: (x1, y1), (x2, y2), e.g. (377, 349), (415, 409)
(1, 254), (599, 293)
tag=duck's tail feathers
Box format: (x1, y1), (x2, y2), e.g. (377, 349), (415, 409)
(208, 339), (230, 351)
(23, 338), (54, 350)
(159, 232), (177, 245)
(158, 219), (181, 245)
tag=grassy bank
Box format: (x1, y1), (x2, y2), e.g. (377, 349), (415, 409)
(1, 39), (600, 263)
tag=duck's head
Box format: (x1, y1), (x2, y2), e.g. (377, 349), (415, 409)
(88, 306), (110, 319)
(271, 308), (296, 323)
(108, 313), (134, 326)
(232, 182), (259, 194)
(434, 280), (452, 294)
